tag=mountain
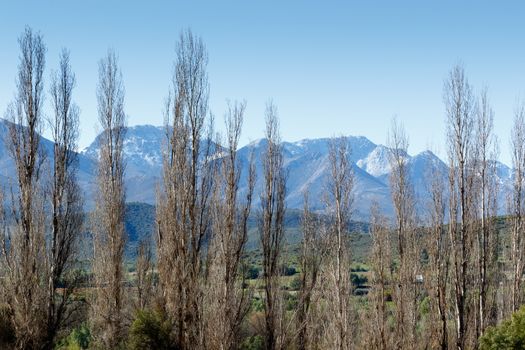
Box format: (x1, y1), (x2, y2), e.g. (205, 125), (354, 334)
(236, 136), (393, 218)
(356, 145), (395, 178)
(79, 125), (513, 220)
(0, 120), (514, 221)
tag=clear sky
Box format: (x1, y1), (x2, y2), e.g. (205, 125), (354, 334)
(1, 1), (524, 165)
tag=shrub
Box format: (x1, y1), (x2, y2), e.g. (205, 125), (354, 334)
(350, 264), (368, 272)
(55, 324), (91, 350)
(244, 265), (260, 280)
(480, 306), (525, 349)
(351, 273), (368, 287)
(289, 276), (302, 291)
(285, 292), (298, 311)
(251, 297), (265, 312)
(240, 335), (264, 350)
(128, 309), (173, 350)
(280, 265), (297, 276)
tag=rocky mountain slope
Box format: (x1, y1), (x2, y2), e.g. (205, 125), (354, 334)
(0, 120), (513, 221)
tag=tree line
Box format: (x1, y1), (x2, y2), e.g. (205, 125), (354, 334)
(1, 27), (525, 350)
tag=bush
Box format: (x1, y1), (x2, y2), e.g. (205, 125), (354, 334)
(240, 335), (264, 350)
(480, 306), (525, 349)
(280, 265), (297, 276)
(128, 309), (173, 350)
(55, 324), (91, 350)
(289, 276), (302, 291)
(285, 292), (298, 311)
(351, 273), (368, 287)
(244, 265), (259, 280)
(350, 264), (368, 272)
(251, 297), (264, 312)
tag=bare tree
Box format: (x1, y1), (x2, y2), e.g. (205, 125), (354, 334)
(510, 101), (525, 314)
(259, 101), (287, 350)
(90, 50), (127, 348)
(0, 28), (84, 350)
(1, 27), (48, 349)
(134, 239), (153, 312)
(0, 27), (46, 348)
(368, 202), (392, 350)
(203, 100), (255, 350)
(295, 191), (325, 350)
(444, 64), (477, 350)
(321, 136), (353, 350)
(44, 48), (83, 349)
(425, 154), (449, 350)
(387, 117), (419, 350)
(473, 88), (499, 338)
(156, 30), (215, 349)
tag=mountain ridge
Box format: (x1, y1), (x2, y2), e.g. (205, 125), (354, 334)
(0, 120), (513, 221)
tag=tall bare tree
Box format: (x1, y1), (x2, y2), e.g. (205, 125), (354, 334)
(322, 136), (354, 350)
(473, 88), (499, 338)
(134, 239), (153, 312)
(90, 50), (127, 348)
(44, 48), (83, 349)
(259, 101), (287, 350)
(510, 101), (525, 314)
(424, 158), (450, 350)
(156, 30), (215, 349)
(368, 202), (392, 350)
(204, 100), (255, 350)
(1, 28), (83, 350)
(295, 191), (325, 350)
(388, 118), (419, 350)
(1, 26), (47, 350)
(444, 64), (477, 350)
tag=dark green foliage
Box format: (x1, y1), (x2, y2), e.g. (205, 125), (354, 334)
(240, 335), (264, 350)
(128, 309), (173, 350)
(350, 263), (368, 272)
(351, 273), (368, 287)
(285, 292), (298, 311)
(251, 297), (264, 312)
(55, 324), (91, 350)
(280, 265), (297, 276)
(289, 276), (302, 291)
(125, 202), (156, 258)
(480, 306), (525, 349)
(244, 265), (260, 279)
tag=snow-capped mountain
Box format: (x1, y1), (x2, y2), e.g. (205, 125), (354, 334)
(356, 145), (395, 178)
(74, 124), (519, 219)
(82, 124), (164, 176)
(0, 121), (514, 221)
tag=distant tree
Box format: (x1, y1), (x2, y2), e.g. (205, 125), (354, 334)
(44, 48), (84, 349)
(387, 118), (419, 349)
(367, 202), (392, 350)
(425, 154), (449, 350)
(134, 239), (153, 312)
(510, 101), (525, 315)
(444, 64), (477, 350)
(204, 100), (255, 349)
(295, 191), (325, 350)
(259, 101), (287, 350)
(473, 88), (499, 338)
(322, 136), (354, 350)
(90, 50), (127, 348)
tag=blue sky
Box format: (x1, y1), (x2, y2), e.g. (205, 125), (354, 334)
(1, 1), (524, 164)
